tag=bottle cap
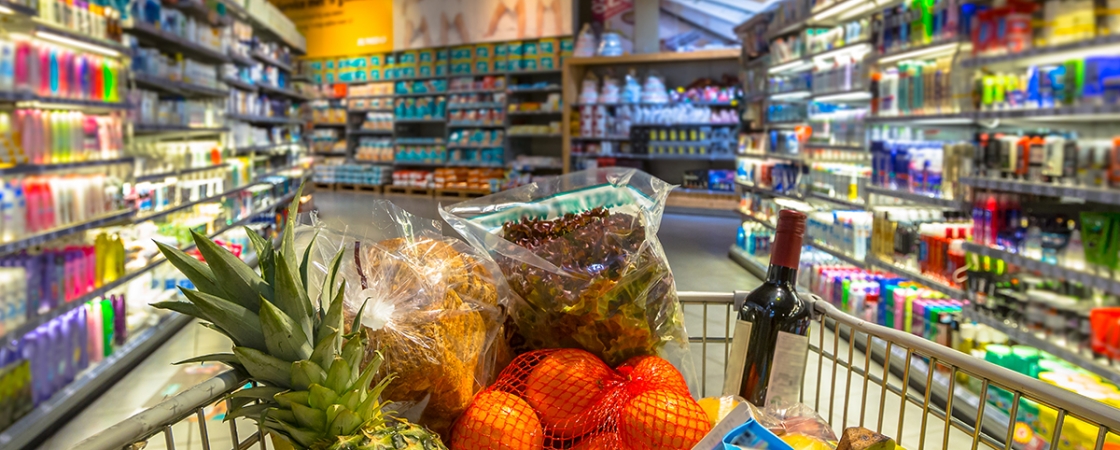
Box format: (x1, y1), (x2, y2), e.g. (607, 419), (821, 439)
(771, 209), (807, 269)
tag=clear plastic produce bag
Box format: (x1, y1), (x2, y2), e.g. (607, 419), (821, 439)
(302, 200), (512, 437)
(440, 168), (694, 386)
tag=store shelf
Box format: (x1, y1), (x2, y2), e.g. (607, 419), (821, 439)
(508, 110), (562, 116)
(873, 39), (964, 64)
(349, 129), (394, 136)
(974, 104), (1120, 122)
(229, 52), (256, 66)
(447, 88), (506, 94)
(251, 50), (294, 72)
(808, 240), (867, 268)
(449, 102), (504, 109)
(960, 177), (1120, 205)
(566, 48), (740, 66)
(766, 120), (808, 127)
(21, 97), (130, 111)
(231, 143), (301, 154)
(0, 209), (134, 256)
(312, 151), (349, 157)
(807, 191), (866, 209)
(0, 314), (192, 450)
(134, 123), (229, 135)
(635, 122), (739, 127)
(223, 77), (258, 92)
(864, 185), (967, 209)
(573, 101), (738, 107)
(134, 182), (265, 224)
(0, 0), (36, 15)
(504, 69), (563, 76)
(134, 73), (229, 98)
(675, 188), (736, 197)
(739, 209), (776, 230)
(963, 34), (1120, 68)
(866, 113), (972, 125)
(126, 21), (230, 63)
(0, 157), (134, 176)
(805, 143), (864, 151)
(810, 88), (872, 102)
(136, 163), (228, 182)
(508, 133), (562, 138)
(226, 113), (300, 125)
(804, 39), (872, 60)
(258, 83), (310, 101)
(32, 19), (130, 55)
(448, 145), (504, 149)
(571, 136), (630, 141)
(448, 122), (505, 128)
(507, 87), (561, 93)
(962, 242), (1120, 295)
(963, 308), (1120, 386)
(571, 152), (733, 161)
(312, 122), (348, 127)
(736, 179), (806, 202)
(729, 245), (768, 279)
(865, 255), (967, 298)
(395, 91), (446, 98)
(395, 118), (446, 124)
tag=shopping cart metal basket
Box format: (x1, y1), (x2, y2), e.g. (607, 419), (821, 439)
(74, 291), (1120, 450)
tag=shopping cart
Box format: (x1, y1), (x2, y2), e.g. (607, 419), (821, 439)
(73, 292), (1120, 450)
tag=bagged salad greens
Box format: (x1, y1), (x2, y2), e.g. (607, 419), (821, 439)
(301, 201), (512, 437)
(441, 168), (693, 385)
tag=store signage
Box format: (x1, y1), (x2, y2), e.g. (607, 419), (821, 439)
(272, 0), (394, 58)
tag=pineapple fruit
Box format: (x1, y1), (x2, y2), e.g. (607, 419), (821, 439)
(153, 187), (447, 450)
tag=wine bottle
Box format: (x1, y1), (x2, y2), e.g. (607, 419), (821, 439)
(723, 209), (812, 406)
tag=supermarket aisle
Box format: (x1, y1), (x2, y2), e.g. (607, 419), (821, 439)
(37, 190), (759, 449)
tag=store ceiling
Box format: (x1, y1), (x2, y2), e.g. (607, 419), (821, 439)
(661, 0), (778, 44)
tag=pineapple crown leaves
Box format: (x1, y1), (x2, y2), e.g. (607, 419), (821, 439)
(151, 185), (443, 449)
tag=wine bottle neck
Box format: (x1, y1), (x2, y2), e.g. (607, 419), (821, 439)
(765, 264), (798, 286)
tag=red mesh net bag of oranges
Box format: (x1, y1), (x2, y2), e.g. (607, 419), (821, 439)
(451, 348), (712, 450)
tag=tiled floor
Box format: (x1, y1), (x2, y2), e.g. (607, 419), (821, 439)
(43, 191), (761, 447)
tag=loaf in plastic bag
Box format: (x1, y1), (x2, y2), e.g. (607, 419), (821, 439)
(302, 201), (512, 437)
(440, 168), (694, 387)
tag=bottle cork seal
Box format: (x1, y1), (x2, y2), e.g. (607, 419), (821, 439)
(772, 209), (807, 269)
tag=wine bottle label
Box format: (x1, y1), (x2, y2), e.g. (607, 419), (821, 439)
(765, 330), (809, 407)
(722, 319), (753, 396)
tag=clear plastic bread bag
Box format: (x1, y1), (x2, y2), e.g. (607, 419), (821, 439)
(440, 167), (697, 393)
(301, 200), (512, 437)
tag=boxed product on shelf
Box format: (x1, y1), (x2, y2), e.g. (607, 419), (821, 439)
(448, 75), (506, 92)
(355, 138), (393, 162)
(508, 123), (559, 135)
(309, 128), (344, 153)
(394, 96), (447, 119)
(736, 159), (801, 193)
(447, 148), (503, 166)
(394, 78), (447, 95)
(313, 162), (392, 186)
(449, 92), (506, 108)
(310, 101), (347, 124)
(682, 169), (736, 192)
(349, 97), (393, 111)
(433, 167), (503, 191)
(449, 128), (504, 147)
(449, 108), (504, 125)
(348, 82), (394, 97)
(392, 169), (434, 188)
(358, 112), (393, 130)
(509, 94), (561, 112)
(394, 143), (447, 163)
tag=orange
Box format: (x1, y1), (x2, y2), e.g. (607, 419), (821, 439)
(451, 390), (544, 450)
(617, 355), (690, 395)
(572, 432), (629, 450)
(523, 349), (614, 438)
(619, 389), (712, 450)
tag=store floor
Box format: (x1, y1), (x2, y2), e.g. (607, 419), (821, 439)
(37, 191), (763, 449)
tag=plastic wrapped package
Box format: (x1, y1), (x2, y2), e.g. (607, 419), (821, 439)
(302, 201), (512, 437)
(441, 168), (695, 387)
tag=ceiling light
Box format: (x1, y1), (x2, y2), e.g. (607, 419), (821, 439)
(878, 42), (959, 64)
(770, 90), (811, 101)
(811, 0), (865, 22)
(812, 91), (872, 102)
(35, 31), (121, 57)
(0, 5), (15, 14)
(768, 59), (813, 74)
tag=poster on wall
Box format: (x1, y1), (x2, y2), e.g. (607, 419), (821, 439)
(392, 0), (572, 50)
(272, 0), (393, 58)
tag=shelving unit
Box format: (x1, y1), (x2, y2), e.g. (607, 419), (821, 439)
(0, 0), (313, 442)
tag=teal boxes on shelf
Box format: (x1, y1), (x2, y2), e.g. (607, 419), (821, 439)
(418, 65), (433, 77)
(474, 60), (494, 73)
(368, 70), (381, 80)
(350, 57), (368, 69)
(310, 61), (323, 71)
(519, 59), (538, 71)
(419, 49), (435, 63)
(494, 59), (510, 72)
(369, 54), (382, 66)
(436, 49), (449, 62)
(523, 40), (539, 57)
(451, 62), (472, 75)
(507, 41), (524, 57)
(400, 66), (417, 78)
(539, 57), (555, 71)
(494, 43), (508, 58)
(436, 64), (449, 76)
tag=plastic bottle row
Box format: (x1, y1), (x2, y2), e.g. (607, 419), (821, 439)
(133, 141), (222, 178)
(807, 210), (872, 260)
(132, 48), (222, 91)
(870, 138), (971, 200)
(38, 0), (125, 43)
(131, 92), (223, 128)
(736, 159), (800, 193)
(0, 36), (124, 103)
(0, 110), (125, 165)
(0, 175), (123, 242)
(131, 163), (253, 216)
(871, 207), (971, 287)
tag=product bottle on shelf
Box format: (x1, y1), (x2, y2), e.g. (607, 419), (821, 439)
(724, 209), (813, 406)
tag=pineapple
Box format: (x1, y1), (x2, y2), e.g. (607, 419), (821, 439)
(153, 186), (448, 450)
